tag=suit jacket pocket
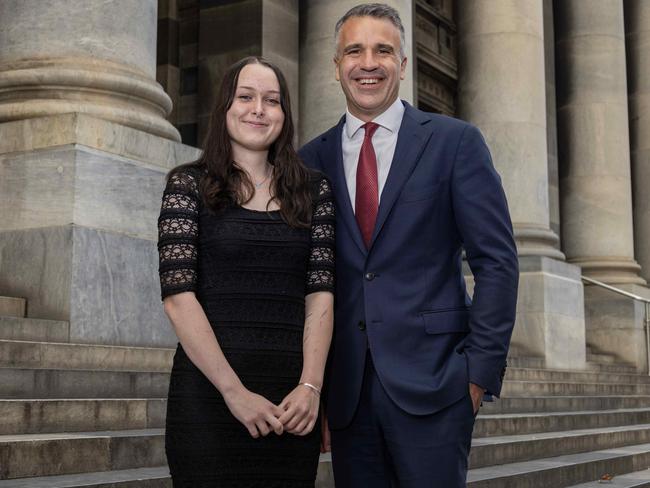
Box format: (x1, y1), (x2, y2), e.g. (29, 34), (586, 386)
(421, 308), (470, 334)
(398, 182), (442, 203)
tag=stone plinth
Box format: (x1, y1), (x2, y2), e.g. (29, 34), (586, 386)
(584, 284), (650, 372)
(467, 257), (587, 370)
(514, 257), (586, 370)
(0, 114), (200, 347)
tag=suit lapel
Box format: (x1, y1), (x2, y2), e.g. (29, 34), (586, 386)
(368, 104), (435, 249)
(325, 118), (367, 255)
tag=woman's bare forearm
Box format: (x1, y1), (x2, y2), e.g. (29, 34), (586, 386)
(163, 292), (242, 396)
(299, 291), (334, 390)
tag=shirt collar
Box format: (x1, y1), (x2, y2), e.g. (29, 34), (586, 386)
(344, 97), (405, 139)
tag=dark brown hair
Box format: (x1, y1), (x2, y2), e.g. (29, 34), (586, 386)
(169, 56), (311, 227)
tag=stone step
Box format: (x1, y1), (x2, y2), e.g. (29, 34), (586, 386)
(502, 380), (650, 397)
(507, 367), (650, 385)
(568, 467), (650, 486)
(0, 429), (165, 480)
(483, 396), (650, 414)
(475, 408), (650, 438)
(7, 396), (650, 440)
(0, 368), (169, 399)
(0, 298), (26, 319)
(0, 399), (166, 435)
(467, 442), (650, 488)
(506, 355), (545, 369)
(4, 395), (649, 441)
(0, 467), (171, 487)
(0, 432), (335, 483)
(0, 461), (336, 487)
(586, 361), (636, 375)
(0, 317), (69, 342)
(0, 340), (173, 372)
(507, 354), (639, 374)
(587, 362), (640, 374)
(470, 424), (650, 469)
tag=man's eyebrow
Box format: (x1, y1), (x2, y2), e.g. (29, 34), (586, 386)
(376, 43), (395, 52)
(343, 43), (363, 52)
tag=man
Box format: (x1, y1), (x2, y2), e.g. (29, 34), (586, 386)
(299, 4), (518, 487)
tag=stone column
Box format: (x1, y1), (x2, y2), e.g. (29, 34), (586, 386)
(556, 0), (647, 370)
(0, 0), (178, 141)
(457, 0), (586, 369)
(299, 0), (414, 145)
(556, 0), (643, 286)
(0, 0), (199, 347)
(626, 0), (650, 284)
(544, 0), (561, 246)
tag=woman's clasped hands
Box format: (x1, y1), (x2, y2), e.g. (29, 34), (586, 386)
(223, 384), (320, 438)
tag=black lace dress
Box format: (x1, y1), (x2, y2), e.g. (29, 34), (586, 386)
(157, 167), (335, 487)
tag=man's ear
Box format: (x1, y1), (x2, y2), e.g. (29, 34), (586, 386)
(400, 56), (408, 80)
(334, 56), (340, 81)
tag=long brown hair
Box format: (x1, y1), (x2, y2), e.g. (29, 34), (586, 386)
(170, 56), (311, 227)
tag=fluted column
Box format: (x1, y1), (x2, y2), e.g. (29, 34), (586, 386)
(556, 0), (644, 285)
(457, 0), (586, 370)
(0, 0), (179, 141)
(556, 0), (648, 371)
(626, 0), (650, 284)
(544, 0), (561, 248)
(457, 0), (562, 260)
(299, 0), (414, 145)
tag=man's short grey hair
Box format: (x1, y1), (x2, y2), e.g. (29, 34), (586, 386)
(334, 3), (406, 60)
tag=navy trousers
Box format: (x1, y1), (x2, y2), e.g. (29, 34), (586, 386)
(331, 356), (476, 488)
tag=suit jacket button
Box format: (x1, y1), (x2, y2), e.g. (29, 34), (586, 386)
(358, 320), (366, 330)
(365, 272), (375, 281)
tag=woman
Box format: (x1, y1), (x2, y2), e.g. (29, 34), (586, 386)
(157, 56), (334, 487)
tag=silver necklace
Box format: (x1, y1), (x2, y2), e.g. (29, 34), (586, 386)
(253, 166), (272, 188)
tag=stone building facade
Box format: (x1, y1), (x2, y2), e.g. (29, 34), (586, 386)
(2, 0), (647, 371)
(2, 0), (650, 486)
(155, 0), (650, 375)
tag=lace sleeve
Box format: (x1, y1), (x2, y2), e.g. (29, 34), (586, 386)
(157, 169), (200, 300)
(306, 176), (335, 294)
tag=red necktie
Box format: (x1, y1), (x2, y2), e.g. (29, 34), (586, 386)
(355, 122), (380, 247)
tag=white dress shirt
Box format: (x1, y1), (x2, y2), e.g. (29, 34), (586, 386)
(342, 97), (406, 212)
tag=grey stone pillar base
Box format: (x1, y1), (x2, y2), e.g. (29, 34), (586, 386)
(514, 224), (565, 260)
(0, 114), (200, 347)
(513, 257), (587, 370)
(570, 258), (647, 286)
(585, 284), (650, 373)
(466, 256), (587, 370)
(0, 225), (176, 347)
(0, 58), (180, 141)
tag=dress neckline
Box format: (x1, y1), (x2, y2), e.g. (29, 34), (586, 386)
(237, 205), (281, 213)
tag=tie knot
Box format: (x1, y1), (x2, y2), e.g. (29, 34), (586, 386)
(362, 122), (379, 139)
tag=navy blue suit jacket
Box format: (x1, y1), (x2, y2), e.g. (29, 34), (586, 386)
(299, 102), (519, 430)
